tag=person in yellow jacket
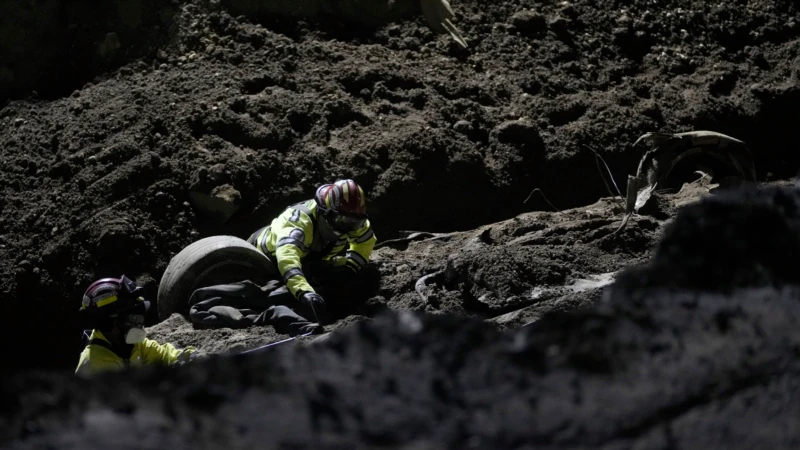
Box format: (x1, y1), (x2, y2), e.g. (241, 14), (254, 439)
(75, 275), (198, 377)
(247, 179), (377, 324)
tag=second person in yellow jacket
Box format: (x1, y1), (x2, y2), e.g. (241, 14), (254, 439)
(75, 275), (198, 377)
(247, 179), (377, 324)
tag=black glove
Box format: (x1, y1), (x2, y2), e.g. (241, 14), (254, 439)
(334, 263), (359, 275)
(299, 292), (330, 324)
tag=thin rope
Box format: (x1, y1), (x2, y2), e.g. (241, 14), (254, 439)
(584, 144), (624, 199)
(239, 331), (314, 354)
(524, 188), (562, 212)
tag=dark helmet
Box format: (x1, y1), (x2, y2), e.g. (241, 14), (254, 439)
(314, 179), (369, 232)
(79, 275), (149, 319)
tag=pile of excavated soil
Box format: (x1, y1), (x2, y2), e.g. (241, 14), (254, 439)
(1, 0), (799, 376)
(147, 191), (660, 354)
(145, 177), (790, 357)
(4, 185), (800, 449)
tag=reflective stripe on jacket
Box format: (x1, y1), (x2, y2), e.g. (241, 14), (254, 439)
(249, 199), (377, 299)
(75, 329), (196, 377)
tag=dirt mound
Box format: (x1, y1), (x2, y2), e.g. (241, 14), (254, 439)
(1, 0), (799, 376)
(616, 184), (800, 292)
(143, 192), (663, 355)
(4, 186), (800, 448)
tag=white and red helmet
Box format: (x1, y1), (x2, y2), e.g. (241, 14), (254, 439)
(315, 179), (367, 216)
(314, 179), (369, 232)
(80, 275), (149, 318)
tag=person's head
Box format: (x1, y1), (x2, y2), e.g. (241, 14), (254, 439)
(314, 179), (369, 233)
(80, 275), (150, 344)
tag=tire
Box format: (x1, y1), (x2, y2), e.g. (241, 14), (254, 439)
(157, 235), (277, 321)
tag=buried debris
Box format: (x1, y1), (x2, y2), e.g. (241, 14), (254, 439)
(421, 0), (468, 48)
(614, 130), (757, 234)
(415, 270), (445, 305)
(374, 230), (455, 250)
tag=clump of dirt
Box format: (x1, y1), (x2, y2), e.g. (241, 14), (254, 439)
(1, 0), (799, 377)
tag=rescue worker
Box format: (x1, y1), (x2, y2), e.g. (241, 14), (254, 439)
(247, 179), (377, 324)
(75, 275), (198, 377)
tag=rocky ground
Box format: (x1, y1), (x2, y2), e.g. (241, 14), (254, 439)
(1, 0), (800, 447)
(5, 185), (800, 449)
(148, 178), (701, 354)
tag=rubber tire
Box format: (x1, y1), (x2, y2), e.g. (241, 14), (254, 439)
(157, 235), (277, 321)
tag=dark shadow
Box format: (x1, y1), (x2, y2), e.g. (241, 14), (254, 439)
(0, 1), (177, 101)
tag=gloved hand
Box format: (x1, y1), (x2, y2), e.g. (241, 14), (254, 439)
(171, 349), (201, 367)
(300, 292), (330, 324)
(332, 262), (358, 276)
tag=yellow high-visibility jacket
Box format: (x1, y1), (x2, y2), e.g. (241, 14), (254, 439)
(248, 199), (377, 299)
(75, 330), (197, 377)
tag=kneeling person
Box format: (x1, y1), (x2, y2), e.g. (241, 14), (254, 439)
(75, 275), (197, 377)
(247, 179), (377, 324)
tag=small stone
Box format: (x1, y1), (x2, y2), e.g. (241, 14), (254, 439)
(453, 120), (473, 134)
(208, 164), (227, 183)
(211, 184), (241, 205)
(548, 16), (571, 36)
(492, 120), (545, 154)
(510, 10), (546, 31)
(14, 118), (24, 127)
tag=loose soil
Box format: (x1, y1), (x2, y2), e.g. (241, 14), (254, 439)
(5, 185), (800, 449)
(1, 0), (800, 447)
